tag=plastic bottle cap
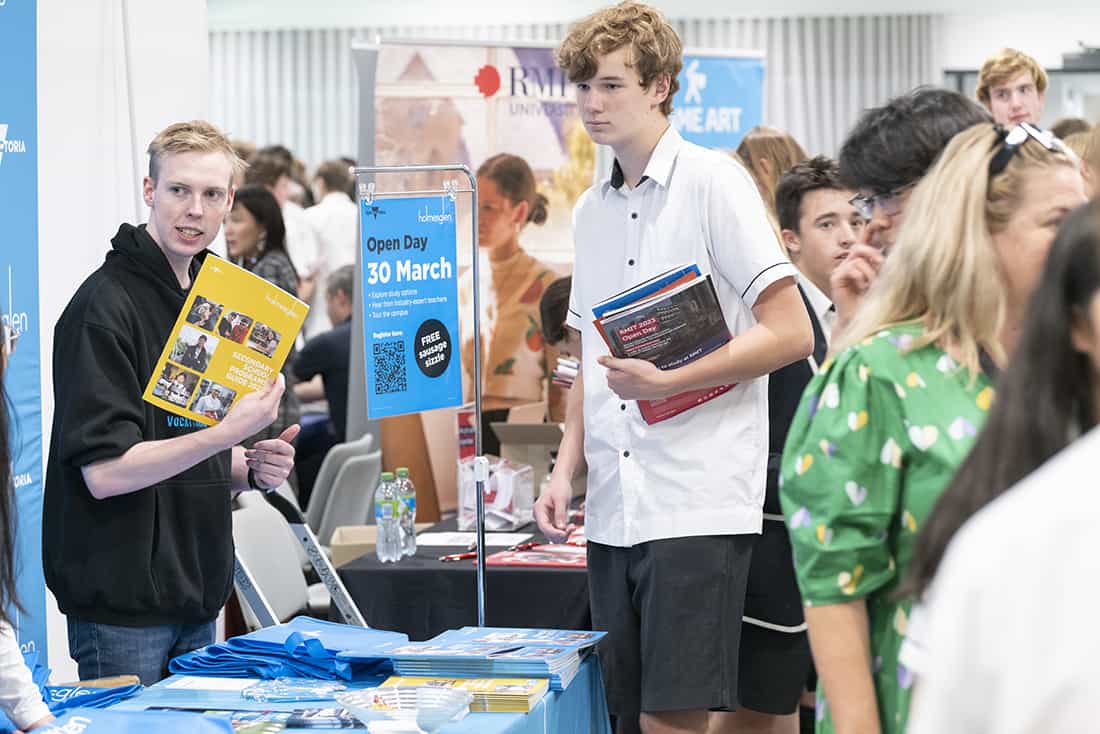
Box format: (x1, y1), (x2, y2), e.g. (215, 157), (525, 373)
(380, 472), (395, 481)
(396, 468), (410, 477)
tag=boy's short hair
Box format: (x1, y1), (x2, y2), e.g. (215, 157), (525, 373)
(314, 160), (353, 196)
(539, 276), (573, 345)
(147, 120), (245, 184)
(556, 2), (682, 116)
(976, 48), (1048, 105)
(326, 265), (355, 299)
(244, 150), (292, 189)
(1051, 117), (1090, 140)
(775, 156), (844, 233)
(837, 86), (990, 195)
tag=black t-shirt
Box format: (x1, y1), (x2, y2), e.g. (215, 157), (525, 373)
(293, 319), (352, 442)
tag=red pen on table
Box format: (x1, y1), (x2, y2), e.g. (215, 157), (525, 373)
(438, 551), (478, 562)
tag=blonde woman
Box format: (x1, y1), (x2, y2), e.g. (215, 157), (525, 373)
(1063, 125), (1100, 197)
(779, 122), (1085, 734)
(736, 126), (808, 226)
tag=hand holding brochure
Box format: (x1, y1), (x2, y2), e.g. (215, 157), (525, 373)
(142, 256), (308, 426)
(593, 264), (734, 424)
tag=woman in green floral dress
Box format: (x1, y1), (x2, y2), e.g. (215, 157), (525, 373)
(780, 123), (1085, 734)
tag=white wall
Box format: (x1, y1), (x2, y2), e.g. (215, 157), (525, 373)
(37, 0), (209, 681)
(941, 11), (1100, 70)
(208, 0), (1100, 30)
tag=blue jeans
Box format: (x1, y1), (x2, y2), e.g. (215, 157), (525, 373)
(66, 617), (216, 686)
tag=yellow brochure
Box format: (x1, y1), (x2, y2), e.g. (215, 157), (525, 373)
(142, 255), (308, 425)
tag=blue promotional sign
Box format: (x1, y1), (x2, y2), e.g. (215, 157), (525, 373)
(0, 0), (47, 655)
(670, 54), (765, 150)
(360, 195), (463, 419)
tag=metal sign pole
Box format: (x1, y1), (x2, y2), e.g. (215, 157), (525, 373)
(352, 164), (488, 627)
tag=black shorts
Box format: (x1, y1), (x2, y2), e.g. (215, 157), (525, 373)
(587, 534), (754, 715)
(734, 516), (814, 714)
(737, 621), (813, 715)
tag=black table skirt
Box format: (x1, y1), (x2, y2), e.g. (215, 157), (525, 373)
(337, 520), (592, 641)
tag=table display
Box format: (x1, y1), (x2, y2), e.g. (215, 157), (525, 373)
(337, 521), (590, 641)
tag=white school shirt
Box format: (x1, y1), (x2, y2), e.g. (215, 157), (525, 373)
(798, 273), (836, 344)
(303, 191), (359, 336)
(0, 621), (50, 729)
(907, 426), (1100, 734)
(566, 125), (797, 547)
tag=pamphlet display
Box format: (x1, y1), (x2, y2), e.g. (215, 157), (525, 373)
(379, 676), (549, 713)
(485, 543), (587, 569)
(142, 257), (308, 426)
(388, 627), (606, 691)
(360, 195), (463, 420)
(593, 264), (734, 424)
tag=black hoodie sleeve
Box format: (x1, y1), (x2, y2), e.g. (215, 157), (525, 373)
(56, 320), (147, 469)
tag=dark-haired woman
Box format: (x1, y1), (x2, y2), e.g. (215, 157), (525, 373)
(0, 325), (53, 731)
(459, 155), (564, 451)
(225, 185), (301, 446)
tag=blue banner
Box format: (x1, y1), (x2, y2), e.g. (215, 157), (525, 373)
(0, 0), (46, 655)
(670, 54), (765, 150)
(360, 195), (462, 419)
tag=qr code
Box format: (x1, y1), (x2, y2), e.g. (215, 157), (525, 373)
(372, 340), (408, 395)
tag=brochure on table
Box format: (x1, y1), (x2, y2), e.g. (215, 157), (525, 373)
(142, 256), (308, 426)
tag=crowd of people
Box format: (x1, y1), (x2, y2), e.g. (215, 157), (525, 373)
(1, 1), (1097, 732)
(524, 5), (1098, 734)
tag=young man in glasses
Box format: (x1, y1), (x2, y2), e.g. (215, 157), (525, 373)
(828, 87), (989, 335)
(535, 4), (813, 733)
(976, 48), (1047, 127)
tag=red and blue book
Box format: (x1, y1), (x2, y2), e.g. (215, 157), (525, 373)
(593, 264), (734, 424)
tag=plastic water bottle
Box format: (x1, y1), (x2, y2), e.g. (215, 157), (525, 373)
(374, 472), (402, 563)
(396, 467), (417, 557)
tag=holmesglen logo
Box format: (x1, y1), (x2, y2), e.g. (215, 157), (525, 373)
(417, 206), (453, 224)
(0, 124), (28, 168)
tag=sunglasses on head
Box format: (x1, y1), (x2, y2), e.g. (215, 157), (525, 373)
(989, 122), (1066, 177)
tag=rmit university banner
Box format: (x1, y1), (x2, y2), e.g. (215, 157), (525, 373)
(671, 53), (765, 150)
(0, 0), (47, 654)
(370, 41), (590, 405)
(372, 42), (590, 263)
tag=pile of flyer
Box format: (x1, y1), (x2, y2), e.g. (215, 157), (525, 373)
(377, 676), (549, 713)
(387, 628), (605, 691)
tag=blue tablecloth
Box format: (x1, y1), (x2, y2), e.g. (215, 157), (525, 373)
(111, 655), (610, 733)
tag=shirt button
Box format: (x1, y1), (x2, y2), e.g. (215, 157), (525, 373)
(627, 259), (635, 266)
(631, 212), (638, 219)
(622, 450), (631, 458)
(620, 404), (626, 411)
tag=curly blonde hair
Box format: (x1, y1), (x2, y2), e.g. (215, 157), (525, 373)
(556, 2), (682, 117)
(976, 48), (1048, 106)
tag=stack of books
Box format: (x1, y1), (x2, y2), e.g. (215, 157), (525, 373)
(387, 628), (605, 691)
(377, 676), (549, 713)
(593, 264), (734, 424)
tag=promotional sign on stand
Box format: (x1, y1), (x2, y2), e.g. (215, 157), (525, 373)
(360, 195), (463, 420)
(0, 0), (47, 655)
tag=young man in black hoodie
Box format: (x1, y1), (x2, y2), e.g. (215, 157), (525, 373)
(43, 121), (300, 685)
